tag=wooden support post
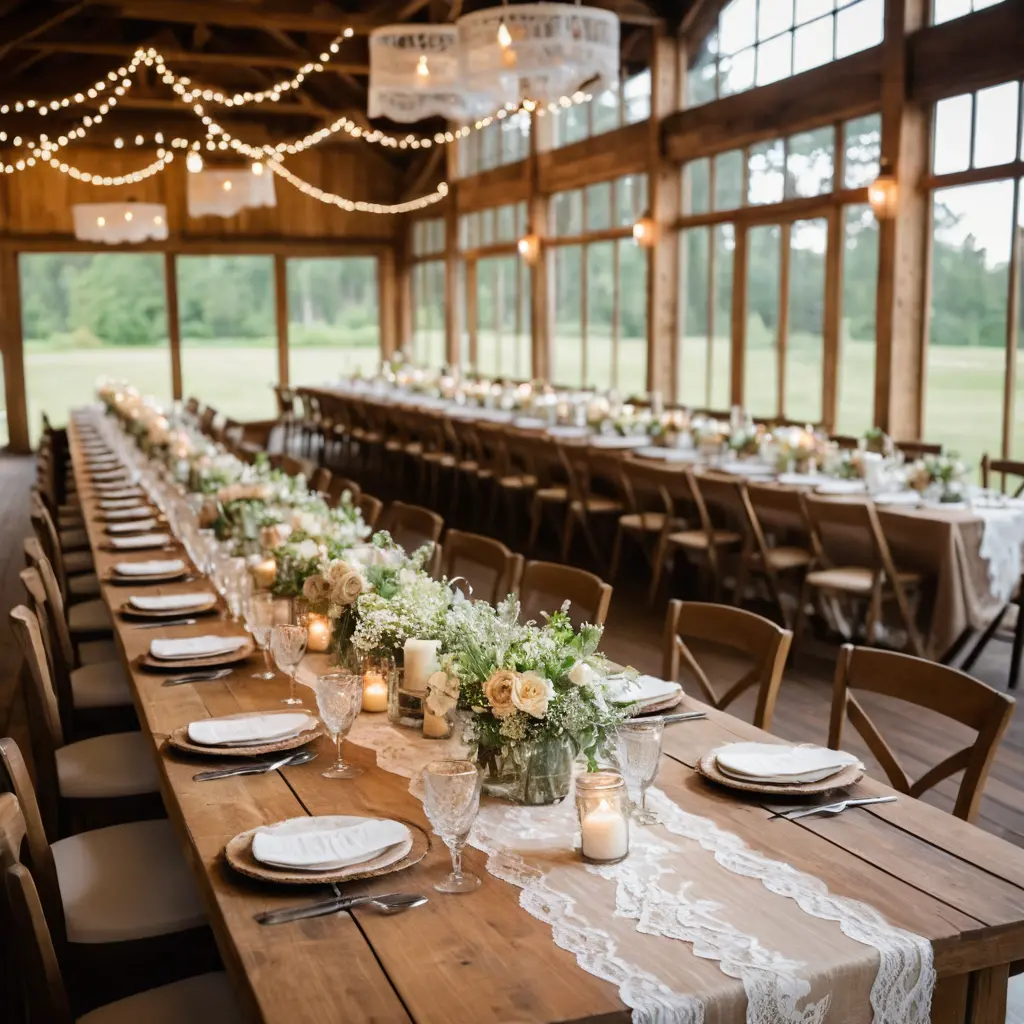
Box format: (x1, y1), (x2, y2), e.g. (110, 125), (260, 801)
(529, 110), (551, 382)
(444, 139), (462, 371)
(646, 29), (680, 400)
(730, 226), (749, 409)
(274, 253), (289, 387)
(873, 0), (928, 438)
(395, 220), (413, 357)
(821, 206), (843, 432)
(0, 249), (29, 453)
(378, 247), (398, 365)
(164, 252), (183, 402)
(777, 222), (791, 420)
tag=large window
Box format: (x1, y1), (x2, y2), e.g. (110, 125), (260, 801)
(687, 0), (883, 108)
(457, 112), (530, 178)
(411, 261), (446, 368)
(550, 71), (652, 149)
(177, 255), (276, 421)
(923, 80), (1023, 472)
(932, 0), (1006, 24)
(549, 173), (649, 393)
(287, 257), (380, 384)
(676, 115), (880, 423)
(20, 252), (169, 444)
(411, 218), (445, 257)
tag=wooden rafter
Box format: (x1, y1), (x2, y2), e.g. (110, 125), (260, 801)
(0, 0), (90, 62)
(106, 1), (378, 35)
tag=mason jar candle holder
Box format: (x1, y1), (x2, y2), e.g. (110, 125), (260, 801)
(385, 661), (425, 728)
(576, 770), (630, 865)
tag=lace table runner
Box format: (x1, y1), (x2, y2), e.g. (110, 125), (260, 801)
(344, 713), (935, 1024)
(977, 506), (1024, 603)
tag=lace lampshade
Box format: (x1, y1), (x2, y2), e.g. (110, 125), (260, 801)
(368, 24), (509, 122)
(72, 203), (168, 244)
(187, 167), (276, 218)
(458, 3), (620, 106)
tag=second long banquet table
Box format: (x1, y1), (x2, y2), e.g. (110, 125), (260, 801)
(303, 383), (1023, 661)
(69, 412), (1024, 1023)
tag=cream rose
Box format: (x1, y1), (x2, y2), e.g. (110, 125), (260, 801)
(332, 570), (363, 606)
(326, 560), (353, 586)
(296, 538), (320, 561)
(568, 662), (595, 688)
(426, 669), (460, 717)
(483, 669), (518, 719)
(512, 671), (553, 719)
(302, 574), (331, 604)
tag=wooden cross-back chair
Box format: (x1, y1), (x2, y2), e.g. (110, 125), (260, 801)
(799, 496), (926, 657)
(518, 432), (570, 553)
(277, 454), (316, 481)
(381, 500), (444, 554)
(735, 483), (815, 628)
(828, 644), (1014, 822)
(356, 493), (384, 531)
(442, 529), (524, 606)
(327, 474), (362, 507)
(610, 457), (680, 588)
(309, 466), (332, 495)
(895, 439), (943, 459)
(662, 600), (792, 731)
(981, 454), (1024, 498)
(556, 445), (624, 572)
(517, 560), (612, 628)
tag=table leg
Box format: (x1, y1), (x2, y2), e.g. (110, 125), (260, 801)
(932, 975), (968, 1024)
(967, 964), (1009, 1023)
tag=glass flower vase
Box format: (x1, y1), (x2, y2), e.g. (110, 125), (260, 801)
(478, 734), (575, 806)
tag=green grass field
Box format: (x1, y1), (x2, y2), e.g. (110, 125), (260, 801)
(18, 337), (1015, 474)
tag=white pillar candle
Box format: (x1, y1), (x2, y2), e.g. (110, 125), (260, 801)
(306, 614), (331, 653)
(581, 801), (629, 862)
(403, 638), (439, 694)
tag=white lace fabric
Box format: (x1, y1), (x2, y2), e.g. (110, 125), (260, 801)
(348, 716), (935, 1023)
(976, 506), (1024, 603)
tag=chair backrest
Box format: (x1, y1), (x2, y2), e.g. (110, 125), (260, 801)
(828, 644), (1014, 821)
(279, 454), (315, 481)
(382, 501), (444, 554)
(442, 530), (524, 606)
(18, 568), (69, 727)
(0, 738), (63, 935)
(981, 455), (1024, 498)
(688, 471), (745, 535)
(327, 475), (362, 507)
(273, 385), (295, 418)
(662, 600), (792, 730)
(185, 397), (201, 416)
(28, 498), (69, 604)
(23, 551), (77, 690)
(309, 466), (332, 495)
(518, 560), (612, 628)
(4, 860), (74, 1024)
(357, 493), (384, 530)
(803, 496), (896, 576)
(896, 439), (943, 459)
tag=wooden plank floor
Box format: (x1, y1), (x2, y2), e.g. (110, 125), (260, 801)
(2, 449), (1022, 850)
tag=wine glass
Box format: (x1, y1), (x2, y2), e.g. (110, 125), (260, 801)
(312, 671), (364, 779)
(614, 720), (664, 825)
(245, 593), (278, 681)
(270, 623), (307, 706)
(422, 759), (482, 894)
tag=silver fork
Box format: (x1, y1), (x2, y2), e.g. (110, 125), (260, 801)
(163, 667), (234, 687)
(131, 618), (198, 630)
(770, 795), (897, 821)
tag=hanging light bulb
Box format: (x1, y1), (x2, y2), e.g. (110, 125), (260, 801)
(517, 232), (540, 265)
(124, 210), (133, 221)
(222, 179), (232, 191)
(416, 54), (430, 78)
(251, 160), (264, 176)
(96, 216), (105, 226)
(632, 210), (657, 248)
(186, 150), (204, 173)
(497, 18), (512, 48)
(868, 158), (898, 220)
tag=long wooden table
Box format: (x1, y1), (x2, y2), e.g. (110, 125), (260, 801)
(70, 414), (1024, 1023)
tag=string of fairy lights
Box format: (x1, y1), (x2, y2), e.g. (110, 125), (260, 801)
(0, 41), (594, 212)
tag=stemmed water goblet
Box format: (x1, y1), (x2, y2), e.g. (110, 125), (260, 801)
(422, 759), (482, 894)
(270, 623), (307, 706)
(312, 671), (364, 779)
(245, 593), (279, 681)
(614, 719), (664, 825)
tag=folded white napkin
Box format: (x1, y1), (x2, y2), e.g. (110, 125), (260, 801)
(151, 635), (248, 660)
(636, 447), (701, 463)
(608, 674), (682, 706)
(251, 816), (411, 872)
(96, 488), (143, 500)
(108, 532), (170, 549)
(815, 480), (866, 495)
(129, 593), (214, 612)
(114, 558), (184, 576)
(101, 497), (146, 510)
(589, 435), (649, 450)
(107, 518), (158, 534)
(714, 743), (859, 785)
(187, 711), (316, 747)
(104, 506), (153, 520)
(873, 491), (921, 506)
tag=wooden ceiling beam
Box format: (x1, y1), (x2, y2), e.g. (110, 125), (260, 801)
(14, 39), (370, 74)
(0, 0), (90, 61)
(104, 1), (379, 35)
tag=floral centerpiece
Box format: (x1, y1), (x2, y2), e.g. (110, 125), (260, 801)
(772, 425), (827, 473)
(427, 597), (627, 805)
(907, 452), (968, 502)
(861, 427), (894, 457)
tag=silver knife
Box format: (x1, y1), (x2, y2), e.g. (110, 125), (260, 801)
(194, 753), (295, 782)
(163, 668), (233, 687)
(776, 795), (898, 821)
(256, 895), (373, 926)
(649, 711), (707, 724)
(131, 618), (198, 629)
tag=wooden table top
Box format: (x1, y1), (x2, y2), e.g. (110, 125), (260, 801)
(69, 417), (1024, 1024)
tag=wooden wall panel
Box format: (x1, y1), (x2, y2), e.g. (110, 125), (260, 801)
(0, 146), (402, 242)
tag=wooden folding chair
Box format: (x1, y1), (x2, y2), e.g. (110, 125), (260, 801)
(442, 529), (524, 606)
(829, 644), (1014, 821)
(309, 466), (332, 495)
(895, 440), (943, 459)
(798, 497), (926, 657)
(518, 560), (612, 628)
(662, 600), (792, 731)
(380, 500), (444, 554)
(610, 457), (681, 586)
(356, 493), (384, 531)
(558, 447), (624, 573)
(327, 474), (362, 507)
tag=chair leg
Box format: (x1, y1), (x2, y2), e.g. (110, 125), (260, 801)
(561, 505), (577, 563)
(864, 578), (883, 647)
(961, 604), (1008, 673)
(608, 523), (625, 582)
(732, 556), (750, 610)
(528, 496), (543, 551)
(791, 579), (813, 654)
(1010, 605), (1024, 690)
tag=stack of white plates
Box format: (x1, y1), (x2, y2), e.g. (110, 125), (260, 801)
(607, 674), (683, 713)
(711, 742), (860, 785)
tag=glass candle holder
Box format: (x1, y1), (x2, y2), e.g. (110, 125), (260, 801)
(387, 661), (425, 728)
(575, 770), (630, 865)
(361, 658), (389, 713)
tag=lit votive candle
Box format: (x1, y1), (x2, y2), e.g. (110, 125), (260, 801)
(422, 705), (450, 739)
(306, 613), (331, 653)
(403, 638), (440, 694)
(251, 557), (277, 590)
(576, 771), (629, 865)
(362, 671), (388, 713)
